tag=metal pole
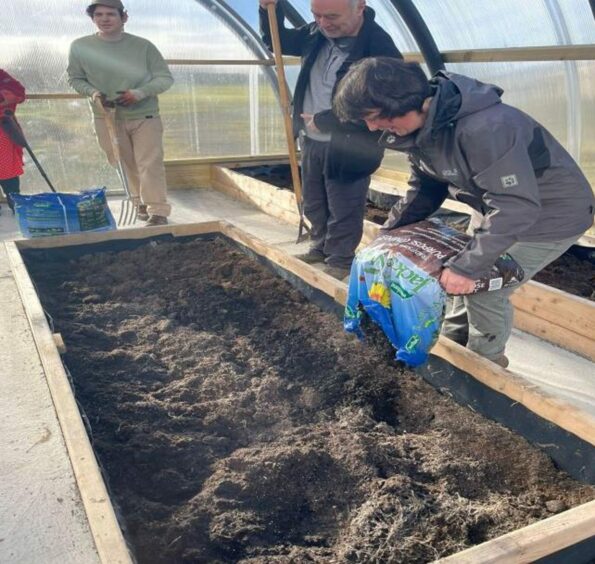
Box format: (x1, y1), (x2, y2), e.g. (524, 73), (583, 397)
(388, 0), (445, 75)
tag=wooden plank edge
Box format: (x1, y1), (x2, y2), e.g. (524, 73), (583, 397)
(439, 43), (595, 63)
(211, 168), (301, 227)
(5, 241), (132, 564)
(513, 309), (595, 363)
(511, 281), (595, 343)
(167, 154), (289, 168)
(434, 499), (595, 563)
(14, 221), (225, 250)
(431, 338), (595, 446)
(213, 166), (297, 210)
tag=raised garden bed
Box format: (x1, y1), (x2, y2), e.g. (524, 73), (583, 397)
(229, 164), (594, 302)
(11, 224), (595, 564)
(212, 165), (595, 362)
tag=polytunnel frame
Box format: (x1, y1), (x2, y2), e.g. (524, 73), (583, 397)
(17, 0), (595, 206)
(275, 0), (587, 159)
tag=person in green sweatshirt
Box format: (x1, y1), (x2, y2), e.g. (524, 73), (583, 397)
(67, 0), (174, 225)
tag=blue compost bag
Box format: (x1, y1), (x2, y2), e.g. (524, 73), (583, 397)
(344, 219), (524, 367)
(11, 187), (116, 238)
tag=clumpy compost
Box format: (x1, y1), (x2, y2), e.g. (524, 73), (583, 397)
(26, 238), (593, 564)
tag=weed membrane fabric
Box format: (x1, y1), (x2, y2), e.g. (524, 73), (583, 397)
(26, 237), (594, 564)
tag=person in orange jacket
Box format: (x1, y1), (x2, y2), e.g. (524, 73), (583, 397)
(0, 69), (26, 213)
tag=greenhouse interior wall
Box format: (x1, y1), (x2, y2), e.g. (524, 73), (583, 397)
(4, 0), (595, 218)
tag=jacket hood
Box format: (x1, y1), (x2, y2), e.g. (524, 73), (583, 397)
(420, 72), (503, 140)
(433, 72), (503, 123)
(380, 72), (503, 149)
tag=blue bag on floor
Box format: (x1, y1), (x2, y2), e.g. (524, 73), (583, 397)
(11, 187), (116, 238)
(344, 219), (524, 367)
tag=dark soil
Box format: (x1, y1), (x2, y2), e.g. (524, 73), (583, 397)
(25, 238), (594, 564)
(532, 252), (595, 300)
(237, 165), (595, 302)
(238, 165), (299, 190)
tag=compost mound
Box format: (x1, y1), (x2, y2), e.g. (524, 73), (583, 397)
(26, 238), (593, 564)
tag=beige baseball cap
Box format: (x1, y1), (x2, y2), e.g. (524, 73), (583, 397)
(88, 0), (125, 10)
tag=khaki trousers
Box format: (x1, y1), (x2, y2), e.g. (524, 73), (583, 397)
(95, 116), (171, 217)
(441, 234), (581, 360)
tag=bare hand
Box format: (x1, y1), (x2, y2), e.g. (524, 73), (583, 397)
(91, 91), (110, 108)
(0, 89), (19, 107)
(439, 268), (476, 295)
(114, 90), (140, 106)
(301, 113), (320, 135)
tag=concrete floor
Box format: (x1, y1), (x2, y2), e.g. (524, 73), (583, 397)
(1, 188), (593, 563)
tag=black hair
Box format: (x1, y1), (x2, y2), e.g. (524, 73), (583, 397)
(333, 57), (431, 122)
(86, 4), (125, 18)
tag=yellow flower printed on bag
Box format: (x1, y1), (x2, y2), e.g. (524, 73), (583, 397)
(369, 282), (391, 308)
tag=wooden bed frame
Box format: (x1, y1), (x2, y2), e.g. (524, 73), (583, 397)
(6, 221), (595, 563)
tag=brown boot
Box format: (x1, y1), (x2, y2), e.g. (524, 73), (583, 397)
(296, 249), (326, 264)
(323, 264), (350, 281)
(146, 214), (168, 226)
(137, 204), (149, 221)
(492, 355), (509, 368)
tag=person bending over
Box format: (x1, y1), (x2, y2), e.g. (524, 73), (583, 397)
(333, 57), (594, 366)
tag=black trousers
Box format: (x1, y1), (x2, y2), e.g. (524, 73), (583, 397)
(301, 137), (370, 269)
(0, 176), (20, 209)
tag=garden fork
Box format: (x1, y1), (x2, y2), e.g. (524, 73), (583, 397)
(94, 98), (137, 226)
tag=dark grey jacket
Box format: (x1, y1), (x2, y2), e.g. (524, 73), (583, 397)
(380, 72), (595, 279)
(260, 5), (402, 181)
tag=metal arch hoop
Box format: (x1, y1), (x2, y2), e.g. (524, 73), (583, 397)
(279, 0), (306, 27)
(387, 0), (445, 75)
(193, 0), (280, 97)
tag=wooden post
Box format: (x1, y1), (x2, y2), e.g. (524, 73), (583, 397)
(266, 3), (308, 237)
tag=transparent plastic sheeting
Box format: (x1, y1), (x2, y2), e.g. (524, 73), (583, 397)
(17, 67), (286, 195)
(5, 0), (286, 194)
(5, 0), (255, 93)
(269, 1), (594, 184)
(379, 61), (595, 191)
(281, 0), (595, 50)
(4, 0), (595, 198)
(412, 0), (595, 50)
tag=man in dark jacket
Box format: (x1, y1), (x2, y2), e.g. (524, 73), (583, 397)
(259, 0), (402, 279)
(333, 57), (594, 365)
